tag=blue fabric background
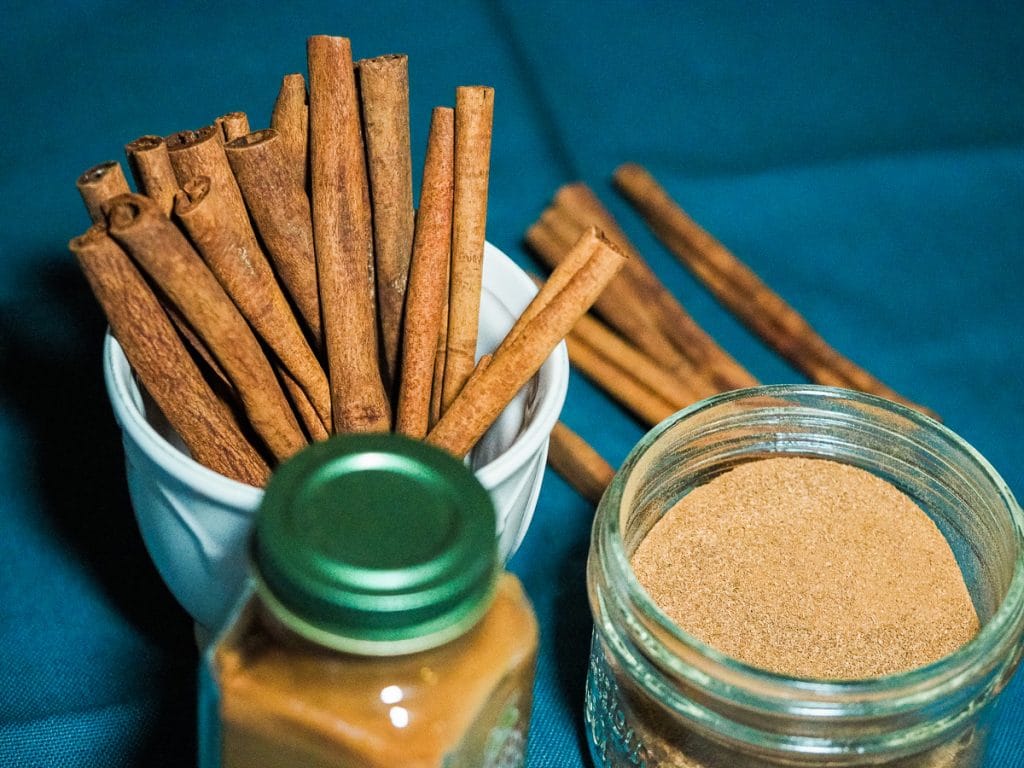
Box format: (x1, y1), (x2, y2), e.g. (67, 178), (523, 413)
(1, 1), (1021, 765)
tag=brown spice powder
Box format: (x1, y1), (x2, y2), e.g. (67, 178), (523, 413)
(631, 456), (979, 679)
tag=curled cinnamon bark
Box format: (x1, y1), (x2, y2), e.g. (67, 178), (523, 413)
(106, 193), (306, 462)
(271, 73), (309, 191)
(125, 135), (179, 216)
(70, 224), (269, 486)
(166, 125), (241, 200)
(215, 111), (250, 143)
(77, 161), (131, 223)
(224, 129), (322, 346)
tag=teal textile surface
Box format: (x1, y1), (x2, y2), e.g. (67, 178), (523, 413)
(1, 1), (1022, 765)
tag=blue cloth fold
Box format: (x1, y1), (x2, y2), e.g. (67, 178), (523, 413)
(1, 1), (1021, 765)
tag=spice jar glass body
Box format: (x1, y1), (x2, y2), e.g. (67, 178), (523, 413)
(199, 434), (538, 768)
(585, 386), (1024, 767)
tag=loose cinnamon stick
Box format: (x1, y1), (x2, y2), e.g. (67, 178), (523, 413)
(270, 73), (309, 191)
(528, 214), (680, 370)
(552, 183), (756, 391)
(174, 177), (331, 430)
(442, 85), (494, 409)
(307, 35), (390, 433)
(525, 242), (691, 425)
(125, 135), (179, 216)
(570, 311), (700, 410)
(427, 228), (626, 458)
(224, 129), (322, 346)
(613, 163), (937, 418)
(216, 111), (250, 143)
(358, 54), (415, 388)
(69, 224), (269, 486)
(566, 334), (678, 427)
(526, 216), (718, 400)
(77, 161), (131, 223)
(106, 193), (306, 462)
(548, 421), (614, 505)
(553, 183), (638, 260)
(395, 107), (455, 438)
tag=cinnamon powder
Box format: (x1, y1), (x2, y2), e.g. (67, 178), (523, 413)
(631, 456), (979, 679)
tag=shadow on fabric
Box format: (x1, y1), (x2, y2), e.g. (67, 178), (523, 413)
(0, 257), (197, 767)
(554, 535), (597, 761)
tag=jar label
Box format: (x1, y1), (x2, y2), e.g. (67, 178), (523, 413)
(482, 691), (527, 768)
(585, 636), (651, 767)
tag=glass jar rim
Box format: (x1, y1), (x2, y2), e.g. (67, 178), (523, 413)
(597, 384), (1024, 709)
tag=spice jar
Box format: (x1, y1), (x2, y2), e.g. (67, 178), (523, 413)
(200, 433), (538, 768)
(585, 385), (1024, 767)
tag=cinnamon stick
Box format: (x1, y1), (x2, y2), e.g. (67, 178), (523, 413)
(280, 369), (330, 442)
(125, 135), (179, 216)
(105, 193), (306, 462)
(166, 125), (242, 196)
(163, 302), (235, 396)
(552, 183), (756, 391)
(442, 85), (494, 408)
(427, 228), (626, 458)
(395, 107), (454, 438)
(504, 244), (595, 351)
(77, 161), (131, 223)
(528, 214), (679, 369)
(613, 163), (937, 418)
(174, 177), (331, 431)
(224, 129), (322, 346)
(270, 73), (309, 191)
(69, 224), (269, 486)
(216, 111), (250, 143)
(548, 421), (614, 505)
(566, 334), (677, 427)
(526, 216), (718, 400)
(570, 311), (701, 410)
(358, 54), (415, 388)
(166, 125), (269, 271)
(307, 35), (390, 433)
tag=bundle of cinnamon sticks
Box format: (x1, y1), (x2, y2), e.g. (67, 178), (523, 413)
(532, 165), (936, 504)
(71, 34), (626, 487)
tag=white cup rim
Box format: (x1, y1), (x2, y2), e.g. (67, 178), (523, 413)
(103, 242), (568, 505)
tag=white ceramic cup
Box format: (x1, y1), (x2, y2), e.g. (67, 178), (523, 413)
(103, 242), (568, 631)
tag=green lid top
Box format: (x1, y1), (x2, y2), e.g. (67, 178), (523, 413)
(252, 433), (498, 656)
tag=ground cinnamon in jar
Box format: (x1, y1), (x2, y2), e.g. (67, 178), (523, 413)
(631, 456), (979, 679)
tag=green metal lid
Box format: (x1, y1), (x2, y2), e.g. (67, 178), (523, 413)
(252, 433), (498, 656)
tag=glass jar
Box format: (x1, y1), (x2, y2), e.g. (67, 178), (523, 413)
(200, 433), (538, 768)
(585, 385), (1024, 767)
